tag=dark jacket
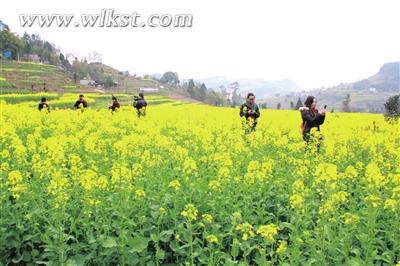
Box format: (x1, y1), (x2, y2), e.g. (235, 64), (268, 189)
(240, 102), (260, 120)
(38, 102), (49, 111)
(301, 109), (325, 140)
(109, 101), (120, 111)
(133, 99), (147, 110)
(74, 99), (88, 108)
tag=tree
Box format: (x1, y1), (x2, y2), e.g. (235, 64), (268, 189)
(342, 93), (351, 112)
(295, 98), (303, 110)
(22, 32), (32, 55)
(89, 67), (103, 82)
(187, 79), (196, 98)
(199, 83), (207, 101)
(229, 82), (241, 106)
(87, 50), (102, 63)
(160, 71), (179, 85)
(384, 94), (400, 124)
(0, 20), (10, 31)
(206, 90), (224, 106)
(104, 76), (114, 88)
(0, 30), (23, 59)
(59, 53), (71, 69)
(71, 57), (89, 80)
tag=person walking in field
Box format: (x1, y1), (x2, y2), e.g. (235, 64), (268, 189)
(109, 95), (121, 112)
(38, 97), (50, 112)
(133, 92), (147, 117)
(299, 95), (326, 145)
(74, 94), (88, 109)
(240, 92), (260, 132)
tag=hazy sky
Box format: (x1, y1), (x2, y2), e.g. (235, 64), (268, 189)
(2, 0), (399, 90)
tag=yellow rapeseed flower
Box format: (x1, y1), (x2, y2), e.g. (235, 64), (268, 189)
(202, 214), (213, 224)
(236, 222), (255, 241)
(168, 179), (181, 191)
(277, 240), (287, 254)
(206, 234), (218, 244)
(256, 224), (279, 242)
(181, 203), (198, 221)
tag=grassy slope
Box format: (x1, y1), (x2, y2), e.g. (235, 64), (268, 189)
(0, 60), (174, 94)
(0, 60), (75, 92)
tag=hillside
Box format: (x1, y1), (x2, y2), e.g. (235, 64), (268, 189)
(0, 60), (74, 92)
(324, 62), (400, 93)
(0, 60), (172, 94)
(312, 62), (400, 112)
(83, 62), (172, 93)
(262, 62), (400, 113)
(352, 62), (400, 92)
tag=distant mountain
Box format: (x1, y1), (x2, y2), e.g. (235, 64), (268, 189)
(352, 62), (400, 92)
(272, 62), (400, 113)
(197, 76), (302, 98)
(330, 62), (400, 93)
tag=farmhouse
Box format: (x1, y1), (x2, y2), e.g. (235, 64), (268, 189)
(139, 87), (159, 93)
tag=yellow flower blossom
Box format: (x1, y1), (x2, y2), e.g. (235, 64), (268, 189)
(206, 234), (218, 244)
(277, 240), (287, 254)
(290, 194), (304, 209)
(342, 213), (360, 225)
(181, 204), (198, 221)
(365, 195), (381, 208)
(218, 166), (230, 179)
(344, 165), (358, 180)
(365, 163), (387, 189)
(202, 214), (213, 224)
(168, 179), (181, 191)
(236, 222), (255, 241)
(182, 157), (197, 177)
(135, 188), (146, 198)
(1, 149), (10, 159)
(208, 180), (222, 192)
(231, 212), (242, 224)
(319, 191), (348, 215)
(159, 207), (166, 215)
(384, 199), (398, 211)
(256, 224), (279, 242)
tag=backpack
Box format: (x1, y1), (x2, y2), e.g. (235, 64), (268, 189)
(300, 121), (307, 135)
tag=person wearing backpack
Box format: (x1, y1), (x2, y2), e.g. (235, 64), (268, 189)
(109, 95), (121, 112)
(38, 97), (50, 112)
(299, 96), (326, 144)
(133, 92), (147, 117)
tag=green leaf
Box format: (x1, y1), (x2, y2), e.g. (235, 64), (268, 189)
(65, 254), (86, 266)
(156, 248), (166, 259)
(231, 239), (239, 258)
(125, 254), (140, 265)
(280, 222), (295, 231)
(102, 237), (117, 248)
(150, 233), (159, 242)
(129, 236), (149, 253)
(160, 230), (174, 242)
